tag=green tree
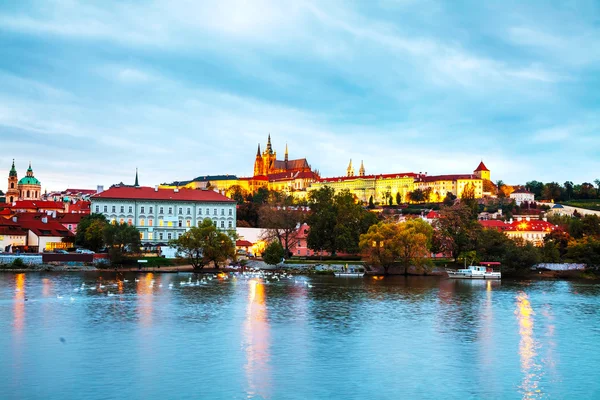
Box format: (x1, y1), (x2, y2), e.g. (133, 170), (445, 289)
(169, 219), (235, 270)
(443, 192), (457, 206)
(395, 192), (402, 206)
(263, 241), (285, 265)
(525, 181), (544, 198)
(307, 187), (337, 255)
(408, 189), (426, 203)
(368, 195), (375, 209)
(563, 181), (574, 201)
(104, 223), (141, 264)
(226, 185), (247, 204)
(433, 202), (480, 261)
(258, 204), (305, 257)
(75, 213), (108, 251)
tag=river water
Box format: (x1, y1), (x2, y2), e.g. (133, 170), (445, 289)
(0, 272), (599, 400)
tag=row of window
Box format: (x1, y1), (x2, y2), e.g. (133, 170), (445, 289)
(112, 218), (233, 229)
(96, 205), (233, 216)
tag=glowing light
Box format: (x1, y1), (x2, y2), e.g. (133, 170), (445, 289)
(14, 273), (25, 332)
(516, 292), (542, 399)
(244, 279), (271, 398)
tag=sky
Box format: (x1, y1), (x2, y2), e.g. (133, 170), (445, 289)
(0, 0), (599, 191)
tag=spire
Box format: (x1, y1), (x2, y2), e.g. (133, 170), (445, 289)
(347, 159), (354, 177)
(359, 160), (365, 177)
(266, 134), (273, 154)
(256, 143), (261, 157)
(134, 168), (139, 187)
(26, 162), (33, 177)
(285, 142), (288, 162)
(9, 159), (17, 177)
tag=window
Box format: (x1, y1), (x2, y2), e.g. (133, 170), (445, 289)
(140, 219), (145, 226)
(120, 206), (124, 213)
(127, 219), (133, 226)
(149, 219), (153, 227)
(10, 183), (14, 189)
(148, 232), (153, 240)
(68, 224), (72, 230)
(168, 207), (173, 214)
(159, 219), (164, 227)
(140, 232), (144, 240)
(220, 221), (225, 228)
(119, 218), (124, 224)
(214, 208), (217, 215)
(168, 221), (173, 227)
(112, 206), (116, 213)
(141, 206), (145, 213)
(187, 208), (191, 215)
(221, 209), (224, 215)
(198, 209), (202, 215)
(95, 206), (99, 213)
(206, 208), (209, 215)
(149, 207), (153, 214)
(128, 206), (132, 213)
(159, 233), (163, 240)
(159, 207), (164, 214)
(178, 220), (182, 227)
(186, 220), (191, 227)
(104, 206), (108, 213)
(167, 233), (172, 240)
(228, 221), (233, 228)
(178, 208), (182, 215)
(229, 209), (233, 216)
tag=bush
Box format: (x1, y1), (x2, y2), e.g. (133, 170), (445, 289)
(304, 255), (362, 261)
(11, 258), (25, 268)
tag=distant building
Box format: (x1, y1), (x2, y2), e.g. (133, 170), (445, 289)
(6, 160), (42, 203)
(480, 217), (559, 246)
(510, 189), (535, 206)
(91, 185), (236, 247)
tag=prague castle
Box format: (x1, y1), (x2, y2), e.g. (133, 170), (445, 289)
(5, 160), (42, 204)
(161, 135), (489, 203)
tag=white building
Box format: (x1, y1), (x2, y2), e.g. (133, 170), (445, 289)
(91, 185), (236, 246)
(510, 189), (535, 206)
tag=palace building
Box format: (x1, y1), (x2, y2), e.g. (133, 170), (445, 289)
(6, 160), (42, 204)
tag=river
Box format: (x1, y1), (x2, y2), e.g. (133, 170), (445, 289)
(1, 272), (599, 399)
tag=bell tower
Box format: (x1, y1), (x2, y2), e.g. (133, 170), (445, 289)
(347, 159), (354, 177)
(6, 159), (19, 204)
(253, 144), (264, 176)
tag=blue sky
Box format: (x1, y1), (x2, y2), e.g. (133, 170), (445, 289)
(1, 0), (599, 191)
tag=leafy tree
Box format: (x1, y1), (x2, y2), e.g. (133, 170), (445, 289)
(226, 185), (248, 204)
(258, 204), (305, 257)
(542, 182), (563, 201)
(408, 189), (426, 203)
(169, 219), (235, 270)
(75, 213), (108, 251)
(443, 192), (457, 206)
(396, 192), (402, 206)
(307, 187), (337, 255)
(541, 240), (561, 263)
(525, 181), (544, 198)
(595, 179), (600, 198)
(434, 202), (480, 260)
(104, 223), (141, 264)
(564, 181), (574, 201)
(263, 241), (285, 266)
(368, 195), (375, 209)
(564, 237), (600, 266)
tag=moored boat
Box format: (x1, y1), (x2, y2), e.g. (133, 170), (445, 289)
(334, 271), (365, 277)
(446, 262), (501, 279)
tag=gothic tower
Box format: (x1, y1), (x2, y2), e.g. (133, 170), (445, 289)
(6, 160), (18, 204)
(262, 134), (276, 174)
(359, 160), (365, 177)
(347, 159), (354, 177)
(253, 144), (264, 176)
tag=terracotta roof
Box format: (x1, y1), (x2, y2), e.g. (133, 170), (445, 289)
(511, 189), (533, 194)
(506, 220), (557, 232)
(236, 240), (253, 247)
(273, 159), (309, 171)
(319, 173), (416, 183)
(417, 174), (479, 182)
(67, 201), (90, 213)
(425, 211), (440, 219)
(268, 171), (319, 182)
(479, 220), (508, 230)
(91, 186), (234, 203)
(4, 200), (65, 210)
(18, 220), (74, 237)
(0, 226), (26, 236)
(474, 161), (489, 172)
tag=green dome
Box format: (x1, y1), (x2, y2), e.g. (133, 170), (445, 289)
(18, 176), (41, 185)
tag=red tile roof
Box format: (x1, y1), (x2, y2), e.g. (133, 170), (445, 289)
(319, 173), (416, 183)
(474, 161), (489, 172)
(18, 220), (74, 237)
(417, 174), (479, 182)
(479, 220), (508, 230)
(236, 240), (253, 247)
(92, 186), (234, 202)
(4, 200), (65, 210)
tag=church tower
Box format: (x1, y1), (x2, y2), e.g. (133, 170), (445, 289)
(253, 144), (264, 176)
(347, 159), (354, 177)
(359, 160), (365, 177)
(262, 134), (276, 175)
(474, 161), (490, 181)
(18, 162), (41, 201)
(6, 160), (19, 204)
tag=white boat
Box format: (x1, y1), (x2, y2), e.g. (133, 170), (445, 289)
(446, 263), (501, 279)
(334, 271), (365, 277)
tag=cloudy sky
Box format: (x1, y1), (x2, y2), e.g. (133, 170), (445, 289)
(1, 0), (599, 191)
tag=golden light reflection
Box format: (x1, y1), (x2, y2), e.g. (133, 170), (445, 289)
(136, 273), (154, 327)
(516, 292), (542, 399)
(244, 279), (271, 399)
(479, 279), (494, 368)
(41, 278), (52, 297)
(14, 273), (25, 332)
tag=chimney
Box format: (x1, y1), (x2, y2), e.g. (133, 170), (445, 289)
(12, 216), (17, 223)
(174, 188), (179, 193)
(154, 185), (159, 192)
(509, 218), (513, 224)
(53, 211), (57, 218)
(42, 217), (48, 224)
(96, 185), (104, 194)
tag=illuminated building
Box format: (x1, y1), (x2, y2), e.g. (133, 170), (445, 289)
(510, 189), (535, 206)
(480, 217), (558, 246)
(310, 161), (486, 204)
(6, 160), (42, 203)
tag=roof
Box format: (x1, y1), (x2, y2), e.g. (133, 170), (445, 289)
(506, 220), (557, 232)
(479, 220), (508, 230)
(236, 240), (253, 247)
(18, 176), (41, 185)
(511, 189), (533, 194)
(319, 172), (416, 183)
(552, 204), (564, 209)
(166, 175), (239, 186)
(67, 201), (91, 214)
(268, 170), (319, 182)
(64, 189), (97, 195)
(272, 159), (310, 171)
(425, 211), (440, 219)
(91, 186), (234, 203)
(4, 200), (65, 210)
(18, 220), (74, 237)
(474, 161), (489, 172)
(417, 174), (480, 182)
(0, 226), (26, 236)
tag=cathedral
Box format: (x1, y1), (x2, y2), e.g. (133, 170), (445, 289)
(6, 160), (42, 204)
(253, 134), (312, 177)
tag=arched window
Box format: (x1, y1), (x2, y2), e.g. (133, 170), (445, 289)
(10, 183), (14, 189)
(27, 190), (30, 198)
(9, 196), (13, 203)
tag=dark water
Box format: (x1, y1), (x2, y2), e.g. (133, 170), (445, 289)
(1, 272), (599, 400)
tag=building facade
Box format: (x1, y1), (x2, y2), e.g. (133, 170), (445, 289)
(510, 189), (535, 206)
(91, 185), (236, 246)
(6, 161), (42, 203)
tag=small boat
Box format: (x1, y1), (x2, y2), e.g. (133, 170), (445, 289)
(334, 265), (365, 277)
(447, 262), (501, 280)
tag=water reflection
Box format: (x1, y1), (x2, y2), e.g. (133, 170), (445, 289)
(137, 273), (155, 327)
(13, 273), (25, 332)
(244, 279), (271, 399)
(516, 291), (541, 399)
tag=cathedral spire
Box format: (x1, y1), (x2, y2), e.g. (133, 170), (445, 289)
(134, 168), (139, 187)
(359, 160), (365, 177)
(347, 159), (354, 177)
(285, 143), (288, 162)
(266, 134), (273, 154)
(256, 143), (261, 157)
(26, 162), (33, 177)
